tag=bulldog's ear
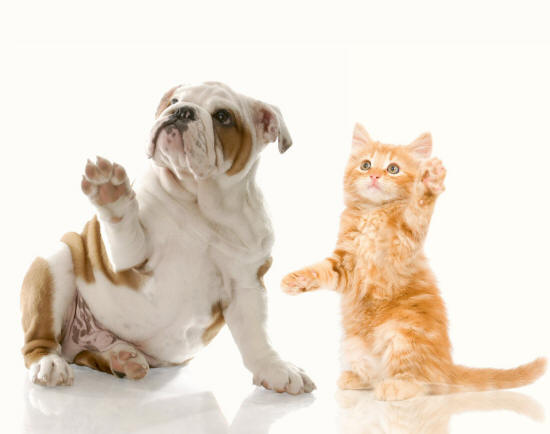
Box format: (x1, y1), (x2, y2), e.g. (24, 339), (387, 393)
(251, 101), (292, 153)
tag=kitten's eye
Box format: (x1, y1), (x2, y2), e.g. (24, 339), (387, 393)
(360, 160), (371, 171)
(387, 163), (400, 175)
(213, 109), (233, 126)
(170, 98), (179, 105)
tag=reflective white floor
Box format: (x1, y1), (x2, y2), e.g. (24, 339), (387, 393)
(19, 364), (319, 434)
(11, 360), (549, 434)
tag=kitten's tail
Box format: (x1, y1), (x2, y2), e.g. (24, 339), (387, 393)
(429, 357), (547, 395)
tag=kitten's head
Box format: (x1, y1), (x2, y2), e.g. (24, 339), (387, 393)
(344, 123), (432, 207)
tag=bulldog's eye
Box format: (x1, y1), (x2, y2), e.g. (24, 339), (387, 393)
(360, 160), (371, 171)
(170, 98), (179, 105)
(213, 109), (233, 126)
(387, 163), (400, 174)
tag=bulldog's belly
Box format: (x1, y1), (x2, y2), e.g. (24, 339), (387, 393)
(73, 235), (226, 365)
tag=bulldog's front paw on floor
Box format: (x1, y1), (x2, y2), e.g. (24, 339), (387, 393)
(253, 359), (316, 395)
(108, 343), (149, 380)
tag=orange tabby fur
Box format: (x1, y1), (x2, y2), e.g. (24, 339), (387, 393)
(282, 124), (546, 401)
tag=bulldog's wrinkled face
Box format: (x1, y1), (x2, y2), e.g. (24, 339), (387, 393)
(149, 82), (292, 180)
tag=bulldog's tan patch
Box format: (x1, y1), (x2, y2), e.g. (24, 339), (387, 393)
(21, 257), (59, 368)
(202, 302), (225, 345)
(155, 85), (179, 119)
(61, 216), (149, 290)
(215, 111), (253, 176)
(257, 257), (273, 288)
(74, 350), (112, 374)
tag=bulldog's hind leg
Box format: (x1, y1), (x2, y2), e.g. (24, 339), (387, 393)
(21, 244), (76, 386)
(74, 343), (149, 380)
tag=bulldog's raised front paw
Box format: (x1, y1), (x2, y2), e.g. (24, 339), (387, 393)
(253, 359), (316, 395)
(81, 156), (135, 221)
(29, 354), (74, 387)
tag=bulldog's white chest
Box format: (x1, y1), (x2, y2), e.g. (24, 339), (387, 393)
(73, 167), (272, 365)
(140, 239), (227, 363)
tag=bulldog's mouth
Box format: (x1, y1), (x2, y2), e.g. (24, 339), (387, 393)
(148, 108), (215, 179)
(160, 124), (183, 147)
(152, 116), (189, 147)
(148, 114), (193, 161)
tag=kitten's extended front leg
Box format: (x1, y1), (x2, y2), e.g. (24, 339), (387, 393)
(281, 256), (345, 295)
(81, 157), (150, 270)
(403, 157), (446, 237)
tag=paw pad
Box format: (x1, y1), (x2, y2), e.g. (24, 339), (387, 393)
(109, 346), (149, 380)
(420, 157), (446, 195)
(81, 156), (133, 207)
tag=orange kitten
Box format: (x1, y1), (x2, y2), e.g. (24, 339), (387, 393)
(281, 124), (546, 401)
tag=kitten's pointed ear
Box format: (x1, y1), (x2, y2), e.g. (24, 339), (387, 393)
(352, 123), (373, 146)
(408, 132), (432, 159)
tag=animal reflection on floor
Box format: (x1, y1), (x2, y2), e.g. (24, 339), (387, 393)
(337, 389), (544, 434)
(24, 366), (314, 434)
(23, 365), (545, 433)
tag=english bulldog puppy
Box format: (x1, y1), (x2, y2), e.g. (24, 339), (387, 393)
(20, 82), (315, 395)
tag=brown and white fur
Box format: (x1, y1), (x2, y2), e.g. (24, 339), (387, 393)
(20, 82), (315, 394)
(281, 123), (545, 400)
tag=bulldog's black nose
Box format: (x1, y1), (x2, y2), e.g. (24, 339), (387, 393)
(174, 106), (196, 121)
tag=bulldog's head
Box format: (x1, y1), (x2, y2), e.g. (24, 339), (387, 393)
(148, 82), (292, 180)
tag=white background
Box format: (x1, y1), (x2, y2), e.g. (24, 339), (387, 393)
(1, 1), (549, 433)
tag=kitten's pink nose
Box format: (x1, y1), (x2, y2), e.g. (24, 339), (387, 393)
(370, 175), (380, 181)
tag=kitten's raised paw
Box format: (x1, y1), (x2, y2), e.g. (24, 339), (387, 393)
(420, 157), (446, 196)
(281, 269), (320, 295)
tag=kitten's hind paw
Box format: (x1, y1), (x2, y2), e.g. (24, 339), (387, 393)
(281, 268), (321, 295)
(375, 378), (424, 401)
(338, 371), (372, 390)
